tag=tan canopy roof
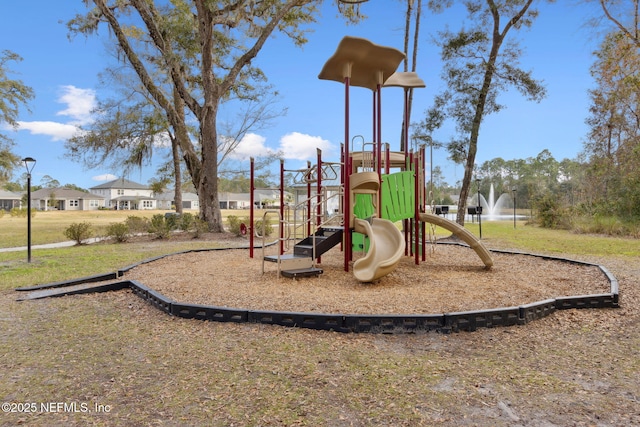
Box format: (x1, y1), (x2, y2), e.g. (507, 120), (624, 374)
(318, 36), (405, 91)
(383, 71), (426, 89)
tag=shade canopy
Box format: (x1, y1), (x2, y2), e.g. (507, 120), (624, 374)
(318, 36), (405, 91)
(382, 71), (426, 89)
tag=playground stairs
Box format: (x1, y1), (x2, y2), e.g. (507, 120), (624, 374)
(264, 226), (343, 279)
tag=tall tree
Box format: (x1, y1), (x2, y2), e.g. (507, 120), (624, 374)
(69, 0), (319, 231)
(596, 0), (640, 48)
(0, 50), (34, 185)
(421, 0), (547, 225)
(583, 30), (640, 217)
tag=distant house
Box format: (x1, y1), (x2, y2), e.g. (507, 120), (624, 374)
(219, 192), (251, 209)
(30, 187), (105, 211)
(253, 189), (292, 209)
(90, 178), (156, 210)
(156, 191), (200, 210)
(0, 190), (22, 211)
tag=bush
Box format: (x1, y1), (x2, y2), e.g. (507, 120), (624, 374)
(64, 222), (93, 245)
(164, 212), (181, 230)
(226, 215), (263, 236)
(106, 222), (130, 243)
(532, 193), (571, 229)
(254, 217), (272, 237)
(178, 212), (195, 231)
(125, 216), (149, 234)
(9, 207), (35, 218)
(227, 215), (242, 236)
(191, 218), (209, 238)
(149, 214), (173, 239)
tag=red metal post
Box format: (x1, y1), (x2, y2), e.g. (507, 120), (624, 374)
(317, 148), (322, 263)
(414, 155), (420, 265)
(280, 159), (285, 255)
(249, 157), (255, 258)
(306, 160), (311, 237)
(344, 76), (351, 272)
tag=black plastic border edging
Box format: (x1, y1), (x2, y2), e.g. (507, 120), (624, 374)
(18, 243), (620, 334)
(15, 272), (119, 292)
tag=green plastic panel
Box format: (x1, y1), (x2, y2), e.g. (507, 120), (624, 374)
(381, 171), (414, 222)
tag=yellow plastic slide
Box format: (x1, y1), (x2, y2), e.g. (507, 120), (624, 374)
(353, 217), (406, 282)
(418, 213), (494, 268)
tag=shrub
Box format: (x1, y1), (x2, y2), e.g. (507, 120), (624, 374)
(532, 193), (571, 229)
(0, 210), (4, 218)
(106, 222), (129, 243)
(164, 212), (181, 230)
(125, 215), (149, 234)
(191, 218), (209, 238)
(64, 222), (93, 245)
(227, 215), (242, 236)
(227, 215), (268, 237)
(149, 214), (173, 239)
(178, 212), (194, 231)
(254, 217), (272, 237)
(9, 207), (35, 218)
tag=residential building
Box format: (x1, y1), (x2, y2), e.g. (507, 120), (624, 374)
(156, 191), (200, 210)
(30, 187), (105, 211)
(90, 178), (156, 210)
(0, 190), (22, 211)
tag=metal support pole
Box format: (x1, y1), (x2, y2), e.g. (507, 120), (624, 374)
(513, 187), (517, 229)
(22, 157), (36, 263)
(27, 173), (32, 263)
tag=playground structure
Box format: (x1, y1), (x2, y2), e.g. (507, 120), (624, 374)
(249, 36), (493, 281)
(14, 36), (619, 335)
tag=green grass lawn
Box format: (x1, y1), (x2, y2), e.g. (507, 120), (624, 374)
(0, 209), (262, 248)
(1, 211), (639, 426)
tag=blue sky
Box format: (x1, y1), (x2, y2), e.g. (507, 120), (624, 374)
(1, 1), (606, 190)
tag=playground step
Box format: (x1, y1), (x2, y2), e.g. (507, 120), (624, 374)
(263, 254), (313, 270)
(294, 226), (343, 258)
(281, 267), (324, 279)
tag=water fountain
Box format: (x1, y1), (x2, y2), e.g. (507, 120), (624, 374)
(471, 184), (518, 220)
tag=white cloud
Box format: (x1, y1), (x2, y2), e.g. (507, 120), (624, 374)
(92, 174), (118, 182)
(16, 120), (82, 141)
(279, 132), (334, 160)
(55, 85), (97, 126)
(152, 131), (172, 148)
(228, 133), (276, 160)
(17, 85), (96, 141)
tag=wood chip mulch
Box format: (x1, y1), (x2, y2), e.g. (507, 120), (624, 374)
(121, 243), (611, 315)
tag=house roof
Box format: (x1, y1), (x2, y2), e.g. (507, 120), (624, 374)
(0, 190), (22, 199)
(90, 178), (149, 190)
(31, 187), (104, 200)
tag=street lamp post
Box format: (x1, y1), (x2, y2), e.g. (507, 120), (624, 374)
(22, 157), (36, 263)
(512, 187), (517, 229)
(475, 178), (482, 239)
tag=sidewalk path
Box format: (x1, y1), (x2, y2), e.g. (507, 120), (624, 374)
(0, 238), (104, 253)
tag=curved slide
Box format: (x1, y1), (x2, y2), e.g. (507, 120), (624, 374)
(418, 213), (494, 268)
(353, 217), (405, 282)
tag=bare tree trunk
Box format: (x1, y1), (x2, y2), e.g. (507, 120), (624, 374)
(455, 0), (533, 226)
(171, 87), (184, 214)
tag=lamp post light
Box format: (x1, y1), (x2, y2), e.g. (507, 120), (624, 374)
(512, 186), (517, 229)
(22, 157), (36, 263)
(475, 178), (482, 239)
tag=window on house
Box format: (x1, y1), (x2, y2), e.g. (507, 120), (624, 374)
(117, 189), (124, 195)
(69, 200), (79, 207)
